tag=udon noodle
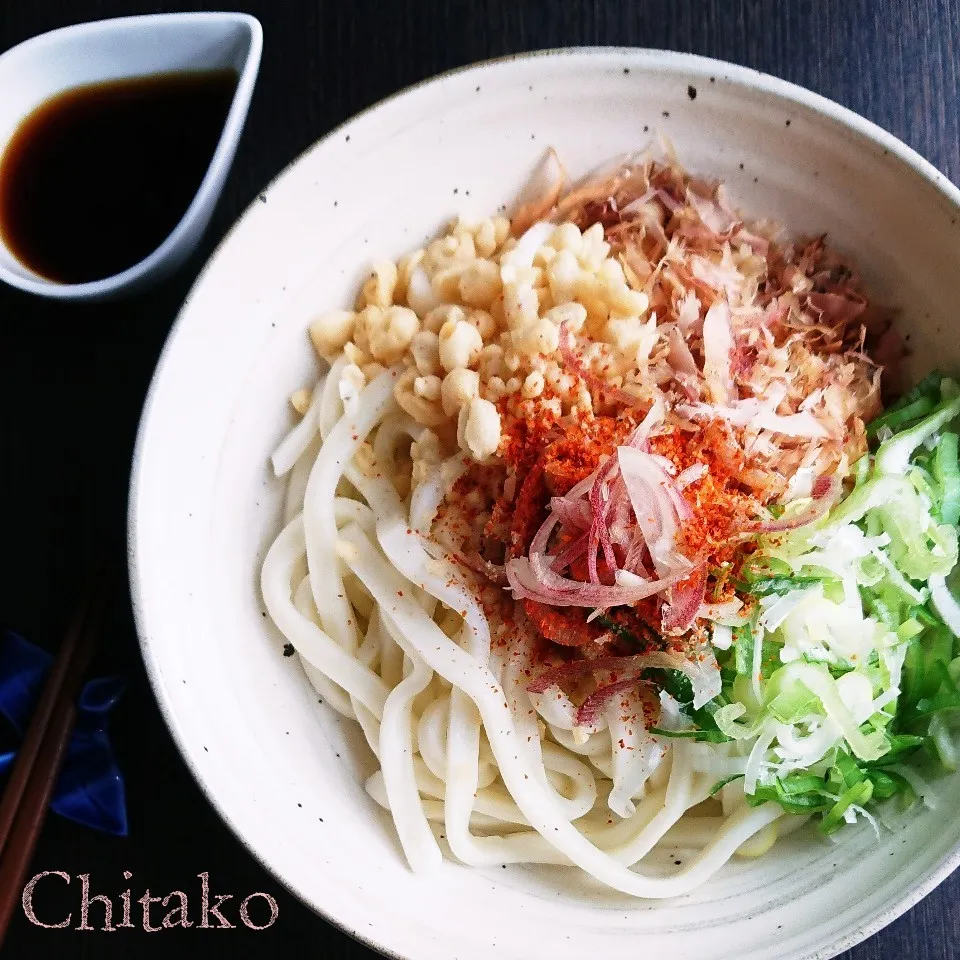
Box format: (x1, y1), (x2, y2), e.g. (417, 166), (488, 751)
(262, 365), (806, 896)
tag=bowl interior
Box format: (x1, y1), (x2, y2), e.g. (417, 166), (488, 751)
(130, 49), (960, 960)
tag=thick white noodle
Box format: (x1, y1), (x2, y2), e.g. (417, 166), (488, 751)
(318, 355), (349, 439)
(353, 611), (385, 758)
(377, 617), (442, 873)
(500, 641), (598, 820)
(260, 516), (389, 718)
(284, 434), (321, 525)
(409, 756), (530, 824)
(550, 724), (611, 758)
(334, 497), (377, 535)
(409, 456), (469, 534)
(286, 498), (381, 719)
(292, 576), (355, 718)
(413, 686), (499, 786)
(339, 521), (782, 897)
(372, 412), (422, 467)
(302, 368), (399, 654)
(529, 687), (583, 731)
(606, 687), (665, 819)
(261, 380), (788, 897)
(353, 464), (568, 865)
(416, 696), (451, 780)
(365, 775), (567, 859)
(271, 376), (327, 477)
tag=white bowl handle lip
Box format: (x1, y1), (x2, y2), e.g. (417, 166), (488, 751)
(0, 12), (264, 302)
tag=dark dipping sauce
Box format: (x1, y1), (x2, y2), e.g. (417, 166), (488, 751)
(0, 70), (237, 285)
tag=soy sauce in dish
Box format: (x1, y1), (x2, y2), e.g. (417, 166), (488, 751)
(0, 70), (237, 285)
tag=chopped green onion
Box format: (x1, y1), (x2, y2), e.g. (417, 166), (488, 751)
(713, 703), (755, 739)
(909, 465), (938, 501)
(867, 395), (936, 438)
(733, 623), (755, 677)
(865, 734), (925, 766)
(775, 791), (831, 814)
(740, 556), (793, 583)
(914, 659), (960, 715)
(881, 770), (918, 809)
(708, 774), (743, 796)
(934, 432), (960, 526)
(778, 773), (826, 795)
(926, 627), (955, 688)
(644, 668), (692, 705)
(928, 714), (959, 770)
(801, 653), (856, 677)
(875, 386), (960, 476)
(823, 475), (912, 530)
(897, 619), (924, 642)
(744, 785), (774, 807)
(760, 639), (783, 680)
(775, 663), (888, 760)
(865, 769), (900, 799)
(820, 780), (874, 834)
(916, 605), (940, 627)
(901, 639), (926, 708)
(746, 576), (829, 596)
(862, 590), (897, 629)
(648, 727), (730, 743)
(663, 376), (960, 835)
(767, 683), (817, 723)
(830, 750), (865, 790)
(747, 779), (831, 815)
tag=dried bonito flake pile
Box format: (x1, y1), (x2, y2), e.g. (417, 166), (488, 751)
(304, 151), (896, 508)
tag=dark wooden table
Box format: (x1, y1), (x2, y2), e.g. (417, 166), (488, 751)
(1, 1), (958, 957)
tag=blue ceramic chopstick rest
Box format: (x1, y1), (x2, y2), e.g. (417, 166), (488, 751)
(0, 631), (127, 836)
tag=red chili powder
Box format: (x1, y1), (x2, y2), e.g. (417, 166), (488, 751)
(443, 397), (764, 657)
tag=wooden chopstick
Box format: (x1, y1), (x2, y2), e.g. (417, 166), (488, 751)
(0, 571), (111, 944)
(0, 695), (80, 941)
(0, 573), (106, 857)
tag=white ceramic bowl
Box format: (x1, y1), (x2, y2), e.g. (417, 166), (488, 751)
(129, 49), (960, 960)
